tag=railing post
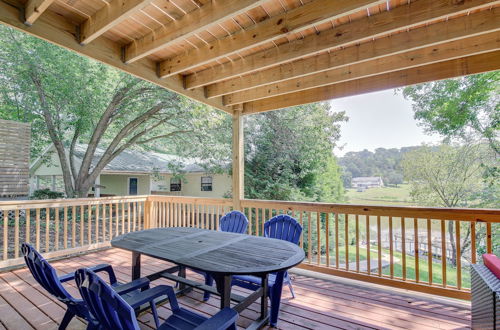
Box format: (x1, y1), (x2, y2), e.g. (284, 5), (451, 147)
(144, 197), (154, 229)
(232, 107), (244, 211)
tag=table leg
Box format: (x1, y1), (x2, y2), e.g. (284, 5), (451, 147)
(214, 274), (232, 309)
(132, 252), (141, 280)
(260, 274), (269, 320)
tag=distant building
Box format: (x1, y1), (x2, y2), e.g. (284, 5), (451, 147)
(351, 176), (384, 189)
(29, 144), (231, 198)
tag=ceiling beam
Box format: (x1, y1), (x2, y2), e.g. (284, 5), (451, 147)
(242, 50), (500, 114)
(223, 31), (500, 105)
(184, 0), (500, 88)
(24, 0), (56, 25)
(123, 0), (269, 64)
(79, 0), (155, 45)
(0, 1), (232, 114)
(158, 0), (385, 77)
(206, 7), (500, 98)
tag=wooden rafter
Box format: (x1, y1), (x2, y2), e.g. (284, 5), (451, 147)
(24, 0), (55, 25)
(222, 31), (500, 105)
(206, 7), (500, 99)
(242, 51), (500, 114)
(158, 0), (386, 77)
(79, 0), (155, 45)
(123, 0), (269, 64)
(0, 1), (232, 114)
(184, 0), (500, 88)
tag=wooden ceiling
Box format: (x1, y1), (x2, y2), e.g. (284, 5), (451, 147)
(1, 0), (499, 115)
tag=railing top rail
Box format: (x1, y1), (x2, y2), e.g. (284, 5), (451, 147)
(148, 195), (233, 206)
(0, 195), (149, 210)
(240, 199), (500, 222)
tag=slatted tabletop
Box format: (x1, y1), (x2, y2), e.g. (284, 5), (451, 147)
(111, 227), (305, 275)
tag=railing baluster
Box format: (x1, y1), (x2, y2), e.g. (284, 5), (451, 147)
(3, 210), (7, 260)
(101, 204), (106, 242)
(376, 215), (381, 277)
(299, 211), (303, 249)
(88, 205), (92, 244)
(72, 205), (76, 248)
(81, 205), (85, 245)
(325, 213), (329, 267)
(441, 220), (446, 288)
(308, 211), (312, 264)
(455, 220), (461, 290)
(54, 208), (59, 250)
(355, 214), (359, 272)
(401, 217), (406, 281)
(26, 208), (31, 244)
(366, 215), (370, 275)
(317, 212), (321, 265)
(427, 218), (432, 285)
(414, 218), (419, 283)
(138, 202), (143, 230)
(389, 216), (393, 278)
(63, 207), (68, 248)
(133, 202), (137, 231)
(471, 221), (476, 264)
(45, 208), (50, 252)
(14, 210), (19, 258)
(96, 204), (100, 242)
(335, 213), (339, 269)
(114, 203), (118, 236)
(248, 207), (253, 235)
(345, 214), (349, 271)
(36, 208), (40, 251)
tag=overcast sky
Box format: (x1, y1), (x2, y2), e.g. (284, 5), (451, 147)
(330, 89), (441, 156)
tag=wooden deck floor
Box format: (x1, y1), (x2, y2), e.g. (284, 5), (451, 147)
(0, 248), (471, 329)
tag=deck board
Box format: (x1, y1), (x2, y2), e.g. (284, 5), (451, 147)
(0, 248), (471, 329)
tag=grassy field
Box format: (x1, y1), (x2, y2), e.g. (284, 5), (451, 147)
(325, 244), (470, 288)
(345, 184), (417, 206)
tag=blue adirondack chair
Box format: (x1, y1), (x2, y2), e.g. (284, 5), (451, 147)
(21, 243), (156, 330)
(231, 214), (302, 327)
(188, 210), (248, 301)
(75, 268), (239, 330)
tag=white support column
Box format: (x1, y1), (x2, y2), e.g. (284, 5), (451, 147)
(51, 175), (56, 191)
(232, 108), (244, 210)
(95, 175), (101, 198)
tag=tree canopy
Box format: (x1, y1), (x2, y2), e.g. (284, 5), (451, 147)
(244, 103), (347, 202)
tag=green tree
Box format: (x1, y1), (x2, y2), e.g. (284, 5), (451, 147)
(0, 26), (217, 197)
(402, 72), (500, 155)
(244, 103), (347, 202)
(402, 143), (495, 265)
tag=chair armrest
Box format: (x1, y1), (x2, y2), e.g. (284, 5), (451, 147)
(88, 264), (117, 285)
(194, 308), (238, 330)
(58, 272), (75, 283)
(123, 285), (179, 311)
(113, 277), (150, 295)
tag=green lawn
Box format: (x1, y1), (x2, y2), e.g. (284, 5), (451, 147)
(323, 244), (470, 288)
(346, 184), (417, 206)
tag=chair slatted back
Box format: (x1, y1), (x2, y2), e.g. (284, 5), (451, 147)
(75, 268), (139, 330)
(219, 211), (249, 234)
(21, 243), (76, 303)
(264, 215), (302, 245)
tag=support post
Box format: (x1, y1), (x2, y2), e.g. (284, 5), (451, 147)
(144, 197), (152, 229)
(232, 107), (244, 211)
(51, 175), (56, 191)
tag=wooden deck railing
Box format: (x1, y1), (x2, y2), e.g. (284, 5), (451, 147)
(0, 195), (148, 268)
(1, 195), (499, 299)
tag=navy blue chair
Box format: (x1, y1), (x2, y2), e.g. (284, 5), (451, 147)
(75, 268), (239, 330)
(188, 211), (248, 301)
(231, 214), (302, 327)
(21, 243), (154, 330)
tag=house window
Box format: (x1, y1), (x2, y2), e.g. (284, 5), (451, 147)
(201, 176), (213, 191)
(170, 177), (181, 192)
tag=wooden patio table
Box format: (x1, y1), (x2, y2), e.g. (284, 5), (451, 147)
(111, 227), (305, 329)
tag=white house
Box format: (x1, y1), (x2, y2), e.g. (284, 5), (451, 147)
(351, 176), (384, 189)
(29, 145), (231, 198)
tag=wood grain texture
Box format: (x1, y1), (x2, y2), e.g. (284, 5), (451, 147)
(0, 120), (30, 196)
